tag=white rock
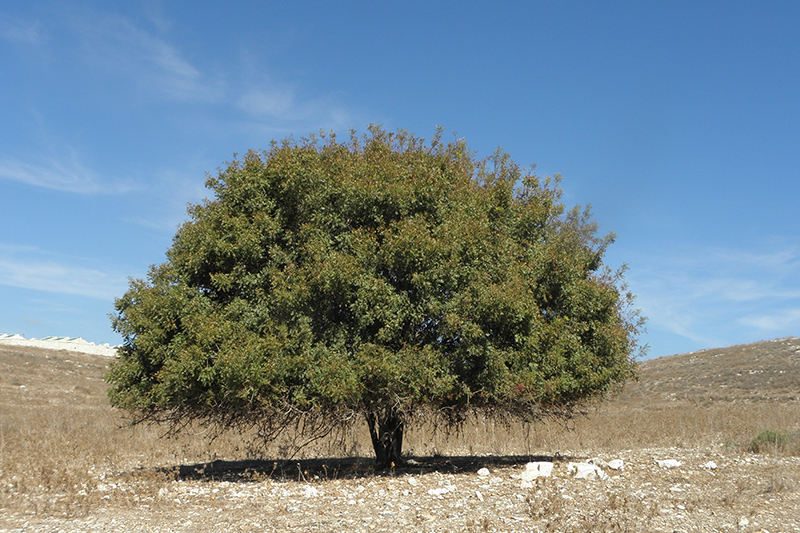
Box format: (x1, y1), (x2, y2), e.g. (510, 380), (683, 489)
(701, 461), (718, 470)
(656, 459), (682, 469)
(607, 459), (624, 470)
(477, 468), (491, 477)
(475, 490), (484, 501)
(567, 462), (609, 480)
(428, 487), (451, 496)
(302, 485), (319, 498)
(520, 461), (554, 481)
(407, 476), (418, 486)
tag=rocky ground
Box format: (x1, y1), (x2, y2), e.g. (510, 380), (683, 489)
(3, 340), (800, 532)
(3, 446), (799, 533)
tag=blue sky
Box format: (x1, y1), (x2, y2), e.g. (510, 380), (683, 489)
(1, 1), (798, 358)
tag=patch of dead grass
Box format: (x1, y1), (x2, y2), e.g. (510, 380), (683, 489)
(2, 338), (800, 523)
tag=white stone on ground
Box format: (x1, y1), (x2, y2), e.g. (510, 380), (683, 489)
(302, 485), (319, 498)
(607, 459), (624, 470)
(567, 462), (609, 480)
(519, 461), (553, 482)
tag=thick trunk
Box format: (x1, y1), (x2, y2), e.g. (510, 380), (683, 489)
(365, 409), (405, 467)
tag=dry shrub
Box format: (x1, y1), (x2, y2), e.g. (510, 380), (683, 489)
(748, 429), (800, 455)
(401, 399), (800, 458)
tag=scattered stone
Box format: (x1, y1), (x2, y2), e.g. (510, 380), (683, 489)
(407, 477), (418, 486)
(567, 462), (609, 480)
(6, 445), (800, 532)
(477, 467), (490, 477)
(656, 459), (682, 468)
(701, 461), (718, 470)
(520, 461), (553, 481)
(607, 459), (624, 470)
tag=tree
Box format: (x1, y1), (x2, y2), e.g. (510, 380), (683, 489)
(107, 127), (644, 467)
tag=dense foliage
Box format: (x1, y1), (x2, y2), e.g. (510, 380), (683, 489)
(107, 127), (643, 465)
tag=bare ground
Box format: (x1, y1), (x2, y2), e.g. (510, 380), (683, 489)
(2, 339), (800, 532)
(3, 448), (800, 532)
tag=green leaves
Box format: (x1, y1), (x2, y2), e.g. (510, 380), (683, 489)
(107, 127), (643, 449)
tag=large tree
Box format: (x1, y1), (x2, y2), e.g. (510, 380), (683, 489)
(107, 127), (643, 466)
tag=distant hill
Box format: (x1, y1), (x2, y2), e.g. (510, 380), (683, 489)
(0, 333), (117, 356)
(3, 335), (799, 408)
(619, 337), (800, 404)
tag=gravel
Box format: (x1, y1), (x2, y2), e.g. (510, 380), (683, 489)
(3, 447), (799, 532)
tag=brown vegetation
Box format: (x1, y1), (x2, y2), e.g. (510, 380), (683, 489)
(1, 337), (799, 531)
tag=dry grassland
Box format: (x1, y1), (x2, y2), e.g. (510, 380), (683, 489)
(1, 338), (800, 532)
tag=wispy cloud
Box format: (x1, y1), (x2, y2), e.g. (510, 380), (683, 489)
(738, 309), (800, 332)
(238, 86), (298, 120)
(67, 10), (223, 102)
(68, 8), (359, 126)
(628, 241), (800, 350)
(13, 6), (359, 129)
(3, 6), (360, 200)
(0, 15), (43, 45)
(237, 85), (355, 130)
(0, 254), (126, 301)
(120, 167), (209, 232)
(0, 151), (133, 194)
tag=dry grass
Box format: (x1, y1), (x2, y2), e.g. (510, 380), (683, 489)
(1, 337), (800, 527)
(0, 345), (257, 518)
(407, 336), (800, 457)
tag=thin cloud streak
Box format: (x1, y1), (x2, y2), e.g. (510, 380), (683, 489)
(738, 309), (800, 332)
(2, 7), (360, 197)
(635, 292), (725, 349)
(68, 10), (223, 103)
(239, 87), (298, 119)
(0, 153), (133, 194)
(66, 7), (358, 126)
(629, 242), (800, 350)
(0, 257), (126, 301)
(237, 86), (355, 130)
(0, 15), (43, 45)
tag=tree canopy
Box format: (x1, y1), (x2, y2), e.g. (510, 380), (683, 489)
(107, 127), (644, 466)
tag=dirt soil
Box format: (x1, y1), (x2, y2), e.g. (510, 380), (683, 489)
(3, 447), (799, 532)
(3, 340), (800, 532)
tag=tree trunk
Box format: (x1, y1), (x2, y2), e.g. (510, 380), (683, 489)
(365, 408), (405, 467)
